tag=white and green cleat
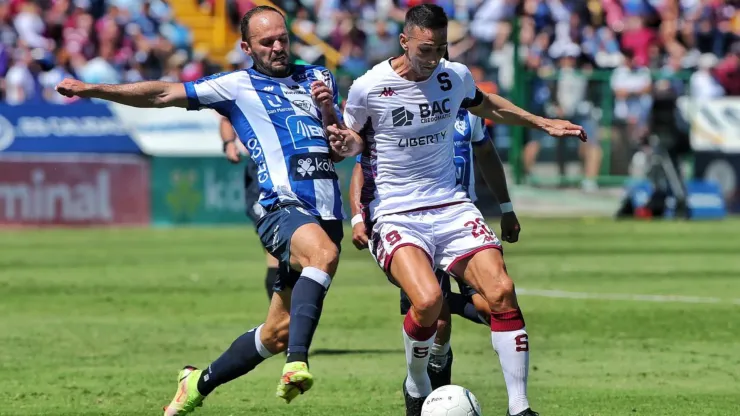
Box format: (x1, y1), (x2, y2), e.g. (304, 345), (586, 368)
(163, 366), (205, 416)
(276, 361), (314, 404)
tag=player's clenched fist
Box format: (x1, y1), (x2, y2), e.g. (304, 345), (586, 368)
(500, 212), (521, 243)
(310, 81), (333, 109)
(55, 78), (89, 98)
(352, 221), (369, 250)
(327, 124), (361, 157)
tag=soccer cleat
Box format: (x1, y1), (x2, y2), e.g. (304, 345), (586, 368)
(276, 361), (314, 403)
(427, 347), (453, 390)
(402, 377), (427, 416)
(507, 409), (540, 416)
(163, 366), (205, 416)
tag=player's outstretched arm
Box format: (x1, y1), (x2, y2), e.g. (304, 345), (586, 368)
(473, 136), (521, 243)
(348, 161), (369, 250)
(55, 78), (188, 108)
(468, 92), (587, 142)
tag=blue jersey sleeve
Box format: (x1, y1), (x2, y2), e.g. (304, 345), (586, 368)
(182, 71), (241, 115)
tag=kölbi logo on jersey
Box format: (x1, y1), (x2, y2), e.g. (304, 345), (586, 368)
(290, 153), (337, 181)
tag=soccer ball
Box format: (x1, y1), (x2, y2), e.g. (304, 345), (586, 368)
(421, 385), (482, 416)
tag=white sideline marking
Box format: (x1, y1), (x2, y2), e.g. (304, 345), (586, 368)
(516, 288), (740, 305)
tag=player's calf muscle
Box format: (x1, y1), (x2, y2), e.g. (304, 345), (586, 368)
(471, 294), (491, 324)
(261, 319), (289, 353)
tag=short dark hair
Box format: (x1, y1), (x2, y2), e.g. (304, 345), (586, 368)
(404, 4), (448, 33)
(240, 5), (285, 41)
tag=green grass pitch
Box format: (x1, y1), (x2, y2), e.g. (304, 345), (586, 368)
(1, 218), (739, 416)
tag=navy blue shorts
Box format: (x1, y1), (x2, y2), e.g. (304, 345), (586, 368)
(256, 205), (343, 292)
(399, 269), (478, 315)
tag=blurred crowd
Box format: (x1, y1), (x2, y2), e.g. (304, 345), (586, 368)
(3, 0), (740, 187)
(4, 0), (740, 104)
(0, 0), (225, 104)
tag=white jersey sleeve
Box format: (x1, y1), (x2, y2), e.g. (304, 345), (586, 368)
(446, 62), (482, 107)
(183, 71), (243, 112)
(343, 75), (373, 132)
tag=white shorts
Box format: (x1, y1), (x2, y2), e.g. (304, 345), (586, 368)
(368, 202), (502, 278)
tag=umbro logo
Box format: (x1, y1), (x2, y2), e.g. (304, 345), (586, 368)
(391, 107), (414, 127)
(378, 87), (396, 97)
(263, 86), (274, 92)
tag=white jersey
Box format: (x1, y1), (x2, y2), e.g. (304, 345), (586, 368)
(344, 59), (482, 220)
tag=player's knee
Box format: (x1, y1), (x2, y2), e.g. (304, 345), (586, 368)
(485, 272), (516, 309)
(307, 243), (339, 275)
(413, 288), (444, 326)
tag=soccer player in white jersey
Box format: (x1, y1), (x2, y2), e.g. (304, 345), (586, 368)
(57, 6), (355, 414)
(350, 102), (522, 391)
(333, 5), (587, 416)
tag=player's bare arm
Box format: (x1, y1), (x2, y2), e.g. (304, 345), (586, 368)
(55, 78), (188, 108)
(468, 91), (588, 142)
(473, 138), (521, 243)
(310, 80), (363, 159)
(349, 162), (369, 250)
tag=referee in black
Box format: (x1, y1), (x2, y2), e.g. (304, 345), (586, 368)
(221, 116), (280, 299)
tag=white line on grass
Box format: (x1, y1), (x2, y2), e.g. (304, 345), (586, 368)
(516, 288), (740, 305)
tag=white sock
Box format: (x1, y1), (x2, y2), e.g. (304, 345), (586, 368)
(491, 327), (530, 415)
(402, 326), (436, 398)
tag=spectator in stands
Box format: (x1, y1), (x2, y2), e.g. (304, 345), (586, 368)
(525, 44), (602, 192)
(714, 41), (740, 96)
(365, 20), (397, 66)
(611, 49), (653, 142)
(4, 47), (38, 104)
(690, 53), (725, 100)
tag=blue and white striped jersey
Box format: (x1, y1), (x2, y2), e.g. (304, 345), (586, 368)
(452, 109), (489, 202)
(183, 65), (345, 220)
(357, 108), (489, 206)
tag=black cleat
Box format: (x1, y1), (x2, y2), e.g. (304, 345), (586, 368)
(507, 409), (539, 416)
(402, 377), (427, 416)
(427, 347), (453, 390)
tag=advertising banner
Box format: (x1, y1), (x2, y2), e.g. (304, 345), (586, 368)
(683, 97), (740, 153)
(0, 154), (150, 226)
(151, 157), (249, 224)
(107, 103), (224, 156)
(0, 102), (141, 154)
(151, 157), (357, 225)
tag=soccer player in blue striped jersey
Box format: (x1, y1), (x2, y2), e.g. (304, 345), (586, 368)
(349, 106), (522, 390)
(56, 6), (359, 414)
